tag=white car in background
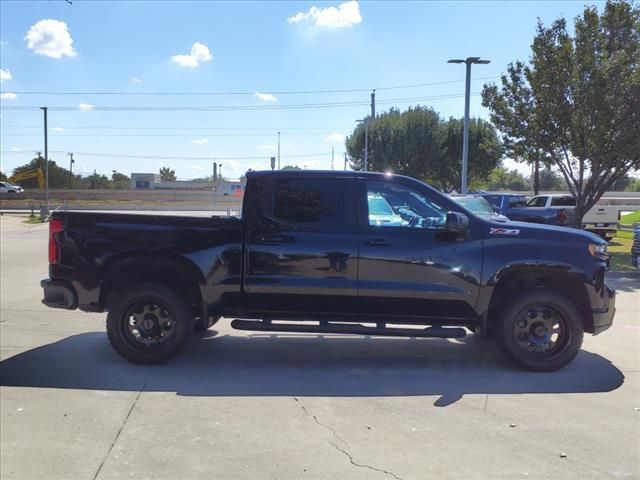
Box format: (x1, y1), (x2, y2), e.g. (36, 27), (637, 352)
(0, 182), (24, 194)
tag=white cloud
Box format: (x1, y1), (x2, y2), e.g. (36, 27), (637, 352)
(253, 92), (278, 102)
(25, 19), (77, 58)
(78, 103), (94, 111)
(171, 42), (212, 68)
(192, 138), (209, 145)
(325, 132), (344, 143)
(52, 126), (64, 132)
(0, 92), (17, 100)
(10, 147), (21, 152)
(287, 0), (362, 29)
(130, 77), (143, 84)
(0, 69), (12, 82)
(259, 144), (277, 151)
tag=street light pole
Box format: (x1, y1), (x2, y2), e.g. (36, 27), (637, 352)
(447, 57), (490, 194)
(41, 107), (49, 214)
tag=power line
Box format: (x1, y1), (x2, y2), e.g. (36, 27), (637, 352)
(4, 133), (338, 138)
(0, 92), (480, 112)
(1, 125), (352, 132)
(0, 149), (340, 161)
(2, 77), (497, 96)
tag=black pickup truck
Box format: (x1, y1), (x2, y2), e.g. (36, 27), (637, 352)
(41, 171), (615, 371)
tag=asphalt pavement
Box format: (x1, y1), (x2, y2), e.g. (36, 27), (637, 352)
(1, 215), (638, 480)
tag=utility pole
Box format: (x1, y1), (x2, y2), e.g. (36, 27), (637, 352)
(277, 131), (281, 170)
(41, 107), (49, 213)
(331, 147), (334, 170)
(68, 152), (74, 187)
(447, 57), (490, 194)
(219, 163), (222, 180)
(364, 120), (369, 172)
(371, 89), (375, 118)
(344, 152), (347, 171)
(213, 161), (217, 182)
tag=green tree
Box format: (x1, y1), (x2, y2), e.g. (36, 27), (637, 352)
(159, 167), (177, 182)
(86, 172), (110, 189)
(345, 107), (501, 191)
(111, 171), (131, 189)
(0, 171), (8, 182)
(624, 177), (640, 192)
(486, 166), (530, 191)
(432, 117), (502, 192)
(346, 107), (442, 180)
(536, 168), (566, 191)
(482, 0), (640, 226)
(282, 165), (302, 170)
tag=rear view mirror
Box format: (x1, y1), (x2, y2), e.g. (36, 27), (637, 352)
(445, 212), (469, 233)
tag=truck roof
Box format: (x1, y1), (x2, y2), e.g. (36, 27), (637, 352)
(246, 169), (405, 181)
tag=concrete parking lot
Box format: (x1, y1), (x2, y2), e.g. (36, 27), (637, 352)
(1, 214), (638, 479)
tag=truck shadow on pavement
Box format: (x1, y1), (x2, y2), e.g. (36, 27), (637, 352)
(607, 271), (640, 293)
(0, 331), (624, 407)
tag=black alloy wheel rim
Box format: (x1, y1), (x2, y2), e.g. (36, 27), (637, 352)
(512, 303), (571, 357)
(121, 299), (175, 349)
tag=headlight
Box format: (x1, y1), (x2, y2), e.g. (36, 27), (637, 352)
(588, 243), (607, 256)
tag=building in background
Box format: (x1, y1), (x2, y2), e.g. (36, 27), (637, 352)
(131, 173), (161, 189)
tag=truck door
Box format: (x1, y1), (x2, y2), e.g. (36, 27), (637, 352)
(244, 175), (359, 316)
(356, 178), (482, 321)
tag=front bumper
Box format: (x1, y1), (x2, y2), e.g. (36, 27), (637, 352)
(592, 283), (615, 335)
(41, 278), (77, 310)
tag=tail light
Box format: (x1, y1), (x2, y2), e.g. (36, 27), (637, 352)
(557, 209), (566, 224)
(48, 218), (64, 264)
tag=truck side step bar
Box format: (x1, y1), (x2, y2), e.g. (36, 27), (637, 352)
(230, 319), (467, 339)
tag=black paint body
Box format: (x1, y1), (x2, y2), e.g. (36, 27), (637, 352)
(42, 171), (615, 334)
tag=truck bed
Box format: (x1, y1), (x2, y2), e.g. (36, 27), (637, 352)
(49, 211), (244, 312)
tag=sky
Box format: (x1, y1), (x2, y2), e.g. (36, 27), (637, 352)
(0, 0), (605, 180)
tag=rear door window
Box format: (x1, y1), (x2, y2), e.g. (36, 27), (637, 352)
(527, 196), (548, 207)
(273, 177), (349, 226)
(508, 196), (527, 207)
(550, 196), (576, 206)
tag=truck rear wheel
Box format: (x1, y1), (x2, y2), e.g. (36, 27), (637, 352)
(495, 290), (583, 372)
(106, 283), (194, 364)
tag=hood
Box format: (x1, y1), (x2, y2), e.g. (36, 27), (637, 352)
(485, 219), (606, 245)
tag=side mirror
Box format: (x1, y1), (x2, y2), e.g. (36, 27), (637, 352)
(445, 211), (469, 233)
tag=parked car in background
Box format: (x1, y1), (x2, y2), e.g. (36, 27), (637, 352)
(482, 193), (574, 226)
(481, 193), (618, 238)
(632, 226), (640, 269)
(581, 206), (620, 240)
(0, 181), (24, 194)
(450, 194), (509, 222)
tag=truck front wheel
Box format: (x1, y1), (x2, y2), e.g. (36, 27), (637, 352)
(106, 283), (194, 364)
(495, 290), (584, 372)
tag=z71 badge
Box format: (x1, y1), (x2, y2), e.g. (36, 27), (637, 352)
(490, 227), (520, 235)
